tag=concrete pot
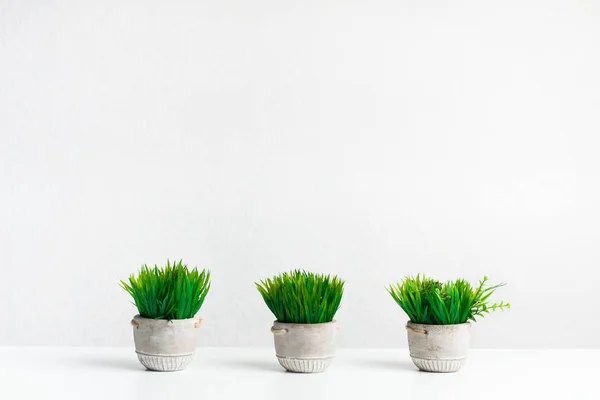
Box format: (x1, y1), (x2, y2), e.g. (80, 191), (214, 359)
(406, 321), (471, 373)
(271, 320), (338, 373)
(131, 314), (203, 371)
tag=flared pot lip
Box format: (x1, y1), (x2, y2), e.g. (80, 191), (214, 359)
(133, 314), (201, 325)
(407, 320), (471, 328)
(273, 319), (337, 328)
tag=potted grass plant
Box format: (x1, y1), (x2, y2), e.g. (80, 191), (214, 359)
(256, 270), (344, 373)
(120, 260), (210, 371)
(388, 275), (510, 373)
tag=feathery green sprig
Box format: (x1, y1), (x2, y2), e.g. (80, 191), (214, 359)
(256, 270), (344, 324)
(387, 275), (510, 325)
(120, 260), (210, 320)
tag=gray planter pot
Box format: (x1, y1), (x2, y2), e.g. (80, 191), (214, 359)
(131, 314), (203, 371)
(406, 321), (471, 373)
(271, 320), (338, 373)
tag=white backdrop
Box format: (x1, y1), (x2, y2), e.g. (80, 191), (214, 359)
(1, 0), (599, 348)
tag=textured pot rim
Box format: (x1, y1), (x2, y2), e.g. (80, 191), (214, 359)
(273, 319), (337, 328)
(407, 321), (471, 328)
(133, 314), (201, 325)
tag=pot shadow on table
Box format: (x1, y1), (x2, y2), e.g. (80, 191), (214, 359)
(353, 359), (416, 372)
(69, 356), (145, 371)
(208, 358), (284, 373)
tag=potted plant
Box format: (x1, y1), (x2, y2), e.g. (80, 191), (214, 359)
(120, 260), (210, 371)
(256, 270), (344, 373)
(388, 275), (510, 373)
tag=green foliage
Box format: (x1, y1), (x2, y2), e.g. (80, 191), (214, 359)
(120, 260), (210, 320)
(256, 270), (344, 324)
(387, 275), (510, 325)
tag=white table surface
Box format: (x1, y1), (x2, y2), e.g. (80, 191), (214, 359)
(1, 347), (598, 400)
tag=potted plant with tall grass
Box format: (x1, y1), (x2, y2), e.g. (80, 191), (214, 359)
(256, 270), (344, 373)
(120, 260), (210, 371)
(388, 275), (510, 372)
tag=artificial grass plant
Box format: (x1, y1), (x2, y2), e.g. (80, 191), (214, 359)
(120, 260), (210, 320)
(256, 270), (344, 324)
(388, 275), (510, 325)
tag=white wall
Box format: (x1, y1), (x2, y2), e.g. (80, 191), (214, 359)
(1, 0), (599, 348)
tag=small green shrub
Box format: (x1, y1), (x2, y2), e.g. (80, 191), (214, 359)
(256, 270), (344, 324)
(120, 260), (210, 320)
(387, 275), (510, 325)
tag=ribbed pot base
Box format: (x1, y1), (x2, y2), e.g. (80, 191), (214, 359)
(410, 357), (466, 373)
(276, 356), (333, 373)
(136, 351), (195, 371)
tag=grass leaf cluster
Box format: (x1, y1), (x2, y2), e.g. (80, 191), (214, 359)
(256, 270), (344, 324)
(388, 275), (510, 325)
(120, 260), (210, 320)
